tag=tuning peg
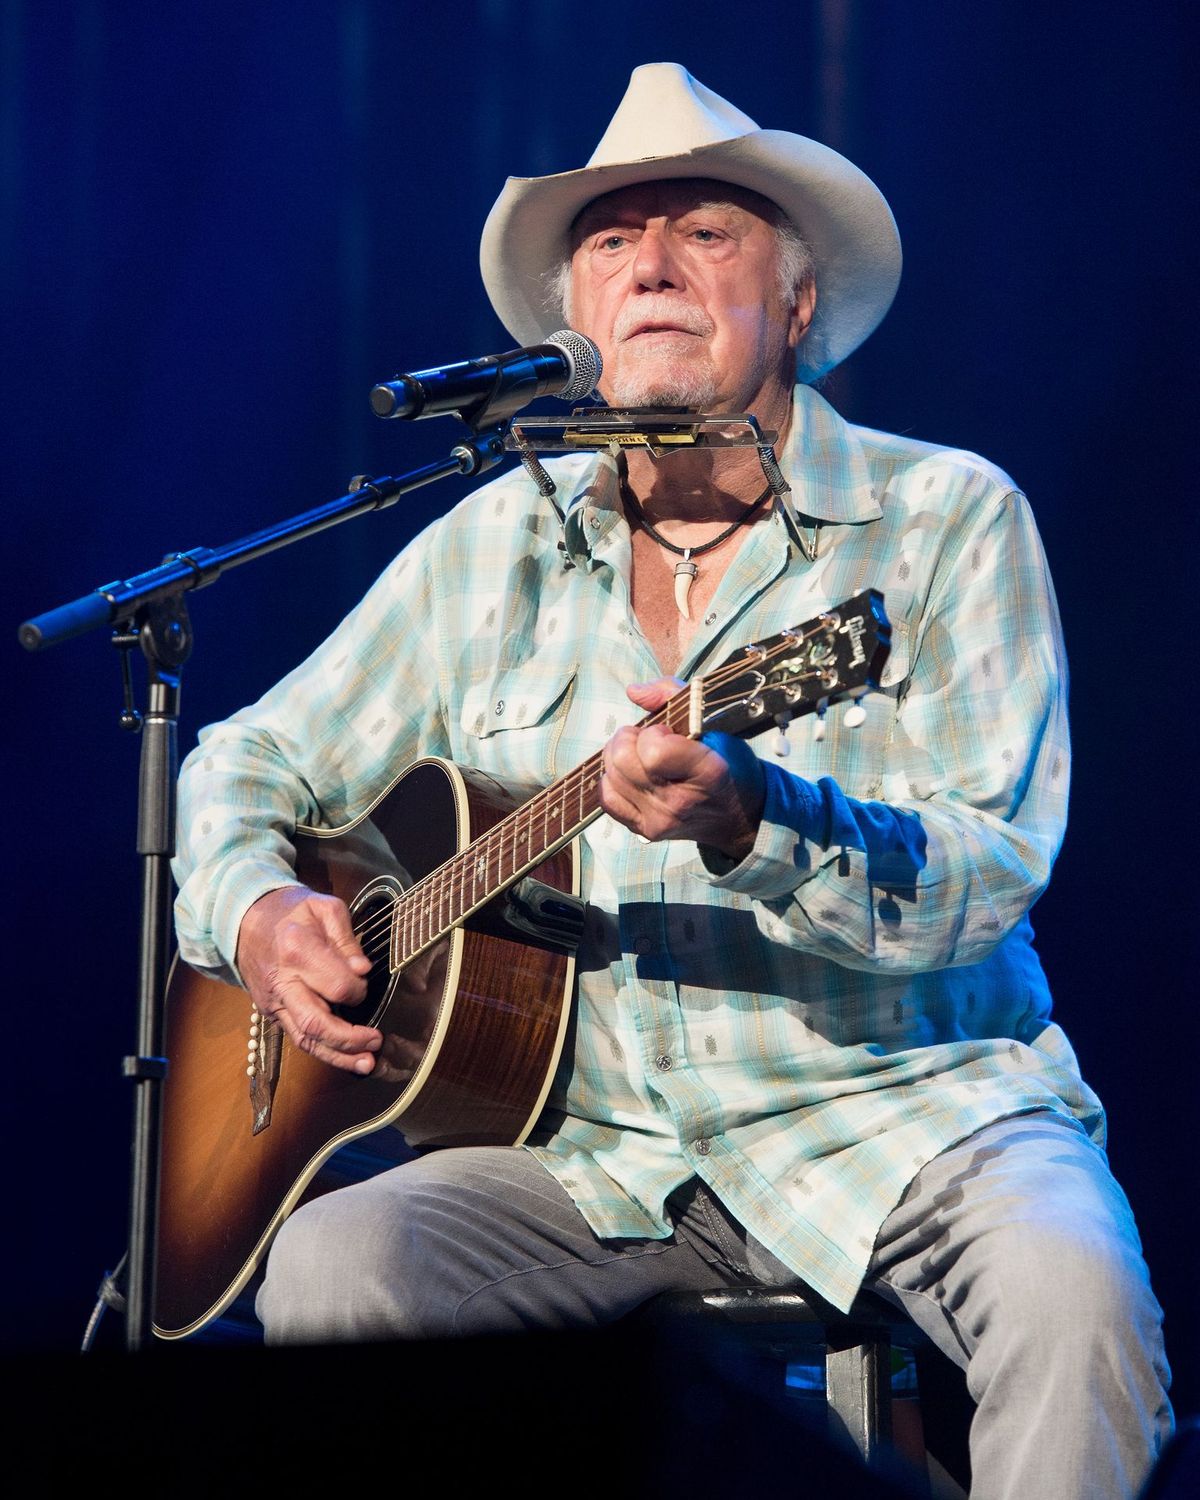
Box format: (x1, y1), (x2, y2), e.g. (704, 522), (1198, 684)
(843, 693), (868, 729)
(772, 711), (792, 757)
(813, 699), (829, 742)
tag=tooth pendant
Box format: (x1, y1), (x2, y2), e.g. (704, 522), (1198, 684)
(673, 552), (698, 619)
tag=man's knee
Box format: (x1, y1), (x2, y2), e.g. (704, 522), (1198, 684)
(256, 1148), (583, 1343)
(882, 1119), (1168, 1387)
(256, 1168), (450, 1342)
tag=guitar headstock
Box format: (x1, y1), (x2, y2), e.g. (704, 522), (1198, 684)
(697, 590), (891, 741)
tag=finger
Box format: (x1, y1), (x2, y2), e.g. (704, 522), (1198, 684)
(599, 773), (696, 842)
(600, 735), (683, 831)
(605, 724), (660, 791)
(600, 724), (755, 847)
(636, 724), (713, 785)
(597, 772), (651, 837)
(312, 895), (372, 975)
(608, 722), (709, 794)
(261, 971), (381, 1073)
(276, 906), (369, 1007)
(625, 675), (686, 711)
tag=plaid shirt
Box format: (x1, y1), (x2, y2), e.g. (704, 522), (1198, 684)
(175, 383), (1103, 1311)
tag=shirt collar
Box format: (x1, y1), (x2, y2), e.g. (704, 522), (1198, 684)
(559, 450), (624, 571)
(778, 382), (881, 526)
(556, 383), (880, 568)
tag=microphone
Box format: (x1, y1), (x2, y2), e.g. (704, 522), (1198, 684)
(369, 329), (602, 424)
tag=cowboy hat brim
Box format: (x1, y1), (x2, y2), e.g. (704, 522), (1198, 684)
(480, 128), (902, 381)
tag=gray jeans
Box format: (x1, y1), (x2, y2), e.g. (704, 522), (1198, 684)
(259, 1113), (1173, 1499)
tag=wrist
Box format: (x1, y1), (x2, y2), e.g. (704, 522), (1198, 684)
(699, 730), (765, 860)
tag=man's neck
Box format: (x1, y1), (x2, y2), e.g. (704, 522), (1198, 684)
(617, 393), (793, 677)
(618, 385), (793, 522)
(622, 445), (774, 524)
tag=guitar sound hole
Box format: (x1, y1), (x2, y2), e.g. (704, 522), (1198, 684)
(339, 882), (400, 1029)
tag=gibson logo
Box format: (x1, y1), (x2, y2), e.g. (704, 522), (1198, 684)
(840, 613), (867, 667)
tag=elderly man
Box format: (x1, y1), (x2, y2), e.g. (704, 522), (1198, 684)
(173, 64), (1171, 1498)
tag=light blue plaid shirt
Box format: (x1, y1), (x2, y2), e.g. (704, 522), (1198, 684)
(175, 383), (1103, 1310)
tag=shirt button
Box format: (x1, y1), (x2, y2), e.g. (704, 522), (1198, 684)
(655, 1054), (673, 1072)
(695, 1138), (711, 1156)
(589, 514), (601, 529)
(704, 612), (717, 625)
(494, 700), (505, 716)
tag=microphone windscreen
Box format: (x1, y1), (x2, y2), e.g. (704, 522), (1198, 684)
(545, 329), (603, 401)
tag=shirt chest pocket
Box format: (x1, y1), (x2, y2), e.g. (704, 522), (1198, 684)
(458, 647), (579, 785)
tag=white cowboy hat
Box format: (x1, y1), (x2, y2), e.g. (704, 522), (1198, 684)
(479, 62), (902, 381)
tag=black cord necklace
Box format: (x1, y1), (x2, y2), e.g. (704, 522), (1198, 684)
(619, 478), (773, 619)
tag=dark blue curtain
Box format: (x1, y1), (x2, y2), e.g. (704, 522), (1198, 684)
(2, 0), (1194, 1414)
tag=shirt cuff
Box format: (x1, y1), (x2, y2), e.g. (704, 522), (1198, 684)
(694, 762), (839, 898)
(207, 857), (305, 985)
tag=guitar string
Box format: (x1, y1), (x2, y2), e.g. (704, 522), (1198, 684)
(340, 621), (850, 968)
(259, 632), (842, 1027)
(344, 690), (689, 964)
(344, 689), (677, 963)
(347, 735), (769, 976)
(342, 642), (844, 970)
(345, 667), (830, 971)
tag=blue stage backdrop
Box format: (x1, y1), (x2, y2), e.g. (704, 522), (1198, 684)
(2, 0), (1194, 1413)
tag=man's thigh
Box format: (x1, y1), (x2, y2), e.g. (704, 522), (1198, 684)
(865, 1112), (1163, 1365)
(256, 1145), (726, 1342)
(864, 1112), (1172, 1495)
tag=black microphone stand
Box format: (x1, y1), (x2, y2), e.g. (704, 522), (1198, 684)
(18, 424), (509, 1352)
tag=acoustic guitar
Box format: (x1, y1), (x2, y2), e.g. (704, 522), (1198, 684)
(153, 590), (889, 1338)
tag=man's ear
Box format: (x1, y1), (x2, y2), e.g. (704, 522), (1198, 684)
(787, 281), (817, 351)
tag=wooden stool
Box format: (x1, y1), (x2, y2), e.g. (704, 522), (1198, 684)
(634, 1285), (972, 1496)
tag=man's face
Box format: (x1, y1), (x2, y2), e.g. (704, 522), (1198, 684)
(567, 178), (813, 414)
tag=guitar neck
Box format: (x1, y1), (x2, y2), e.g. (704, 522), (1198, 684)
(389, 589), (890, 971)
(392, 695), (692, 968)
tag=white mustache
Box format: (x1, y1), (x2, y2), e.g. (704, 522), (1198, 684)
(612, 299), (714, 342)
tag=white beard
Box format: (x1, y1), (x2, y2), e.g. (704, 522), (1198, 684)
(604, 298), (719, 409)
(607, 358), (720, 409)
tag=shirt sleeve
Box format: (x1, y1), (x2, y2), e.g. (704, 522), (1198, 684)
(172, 532), (450, 984)
(695, 487), (1070, 973)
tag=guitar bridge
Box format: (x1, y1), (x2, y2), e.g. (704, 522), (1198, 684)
(248, 1007), (283, 1135)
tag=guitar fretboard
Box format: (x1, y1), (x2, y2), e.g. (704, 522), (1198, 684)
(390, 695), (693, 969)
(378, 591), (887, 974)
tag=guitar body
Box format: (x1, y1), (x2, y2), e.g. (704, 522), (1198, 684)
(153, 757), (579, 1340)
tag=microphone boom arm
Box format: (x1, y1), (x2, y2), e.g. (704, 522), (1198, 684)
(18, 429), (509, 653)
